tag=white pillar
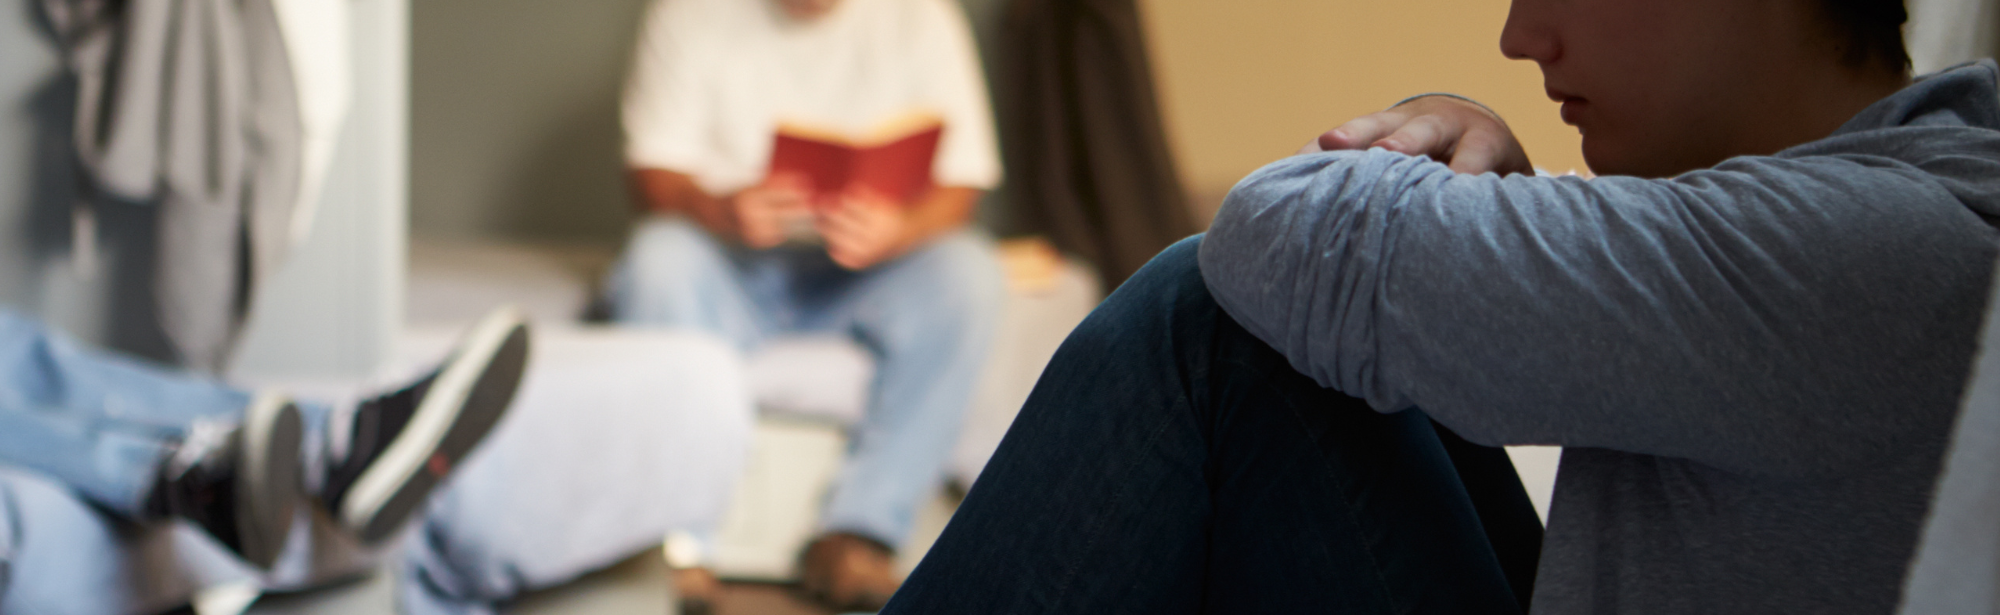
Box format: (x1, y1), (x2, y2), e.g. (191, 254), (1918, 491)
(232, 0), (408, 381)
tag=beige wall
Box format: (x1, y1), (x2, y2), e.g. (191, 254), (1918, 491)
(407, 0), (1586, 241)
(410, 0), (651, 244)
(1138, 0), (1588, 220)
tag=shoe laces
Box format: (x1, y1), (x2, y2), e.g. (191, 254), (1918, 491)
(165, 418), (235, 481)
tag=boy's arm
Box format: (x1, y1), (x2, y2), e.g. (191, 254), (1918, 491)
(1199, 148), (1997, 478)
(905, 185), (982, 241)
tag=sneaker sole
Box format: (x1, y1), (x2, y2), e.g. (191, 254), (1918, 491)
(339, 308), (531, 543)
(237, 394), (303, 569)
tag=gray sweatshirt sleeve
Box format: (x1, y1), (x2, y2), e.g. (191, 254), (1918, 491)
(1199, 148), (1997, 477)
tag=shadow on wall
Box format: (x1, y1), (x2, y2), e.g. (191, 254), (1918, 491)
(494, 97), (634, 245)
(410, 0), (649, 246)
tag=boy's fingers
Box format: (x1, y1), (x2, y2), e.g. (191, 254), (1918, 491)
(814, 213), (852, 240)
(1374, 114), (1458, 158)
(1447, 145), (1502, 175)
(817, 209), (880, 246)
(1451, 131), (1534, 175)
(1319, 112), (1402, 151)
(818, 204), (866, 232)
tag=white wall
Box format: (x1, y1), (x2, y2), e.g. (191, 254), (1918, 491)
(232, 0), (409, 381)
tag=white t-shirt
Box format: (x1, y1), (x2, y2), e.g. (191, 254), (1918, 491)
(623, 0), (1002, 196)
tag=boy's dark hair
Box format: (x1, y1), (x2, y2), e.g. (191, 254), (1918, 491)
(1819, 0), (1912, 73)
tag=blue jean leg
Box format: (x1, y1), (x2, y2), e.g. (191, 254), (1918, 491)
(814, 231), (1003, 548)
(608, 217), (1004, 549)
(607, 218), (776, 351)
(0, 310), (251, 517)
(0, 480), (12, 597)
(882, 237), (1541, 615)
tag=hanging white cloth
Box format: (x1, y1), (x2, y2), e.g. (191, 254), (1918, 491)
(271, 0), (353, 244)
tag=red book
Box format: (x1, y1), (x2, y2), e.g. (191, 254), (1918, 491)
(768, 114), (945, 208)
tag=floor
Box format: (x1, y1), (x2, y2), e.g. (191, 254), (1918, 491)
(243, 488), (962, 615)
(248, 547), (860, 615)
(240, 449), (1559, 615)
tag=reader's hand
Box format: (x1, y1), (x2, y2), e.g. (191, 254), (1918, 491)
(728, 175), (814, 249)
(817, 189), (915, 270)
(1302, 95), (1532, 176)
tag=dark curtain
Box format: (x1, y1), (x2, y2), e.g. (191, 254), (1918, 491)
(996, 0), (1196, 290)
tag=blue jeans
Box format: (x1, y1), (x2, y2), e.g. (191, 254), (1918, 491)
(0, 482), (11, 595)
(606, 217), (1003, 549)
(0, 309), (330, 518)
(883, 237), (1543, 614)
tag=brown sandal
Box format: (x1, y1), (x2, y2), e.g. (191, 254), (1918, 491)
(669, 566), (721, 615)
(798, 532), (900, 611)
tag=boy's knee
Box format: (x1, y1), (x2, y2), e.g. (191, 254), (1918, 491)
(627, 218), (718, 262)
(1118, 234), (1208, 300)
(1154, 235), (1204, 273)
(619, 218), (730, 285)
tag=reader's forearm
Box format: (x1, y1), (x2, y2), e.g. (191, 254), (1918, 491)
(629, 167), (718, 216)
(904, 186), (981, 244)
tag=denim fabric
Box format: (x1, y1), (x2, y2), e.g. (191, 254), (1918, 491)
(606, 217), (1004, 549)
(0, 309), (254, 517)
(0, 480), (11, 599)
(884, 238), (1543, 615)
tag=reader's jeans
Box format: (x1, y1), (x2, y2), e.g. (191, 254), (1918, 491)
(606, 217), (1004, 550)
(884, 236), (1545, 614)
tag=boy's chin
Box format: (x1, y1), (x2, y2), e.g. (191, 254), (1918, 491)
(1583, 130), (1725, 179)
(1582, 140), (1664, 179)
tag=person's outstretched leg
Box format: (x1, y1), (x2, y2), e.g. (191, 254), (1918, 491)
(320, 307), (531, 545)
(604, 218), (779, 612)
(0, 309), (303, 568)
(883, 237), (1541, 615)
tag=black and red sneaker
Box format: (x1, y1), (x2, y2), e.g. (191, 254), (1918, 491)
(149, 393), (303, 570)
(321, 307), (530, 544)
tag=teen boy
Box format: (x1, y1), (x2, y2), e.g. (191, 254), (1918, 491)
(885, 0), (1997, 613)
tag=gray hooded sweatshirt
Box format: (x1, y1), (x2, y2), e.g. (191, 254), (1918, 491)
(1199, 61), (2000, 614)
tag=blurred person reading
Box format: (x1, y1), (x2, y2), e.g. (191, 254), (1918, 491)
(605, 0), (1003, 610)
(878, 1), (2000, 614)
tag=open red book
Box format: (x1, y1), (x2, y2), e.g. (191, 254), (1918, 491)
(767, 114), (945, 209)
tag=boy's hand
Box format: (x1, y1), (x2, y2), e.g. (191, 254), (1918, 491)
(726, 174), (814, 249)
(817, 189), (916, 270)
(1302, 95), (1533, 176)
